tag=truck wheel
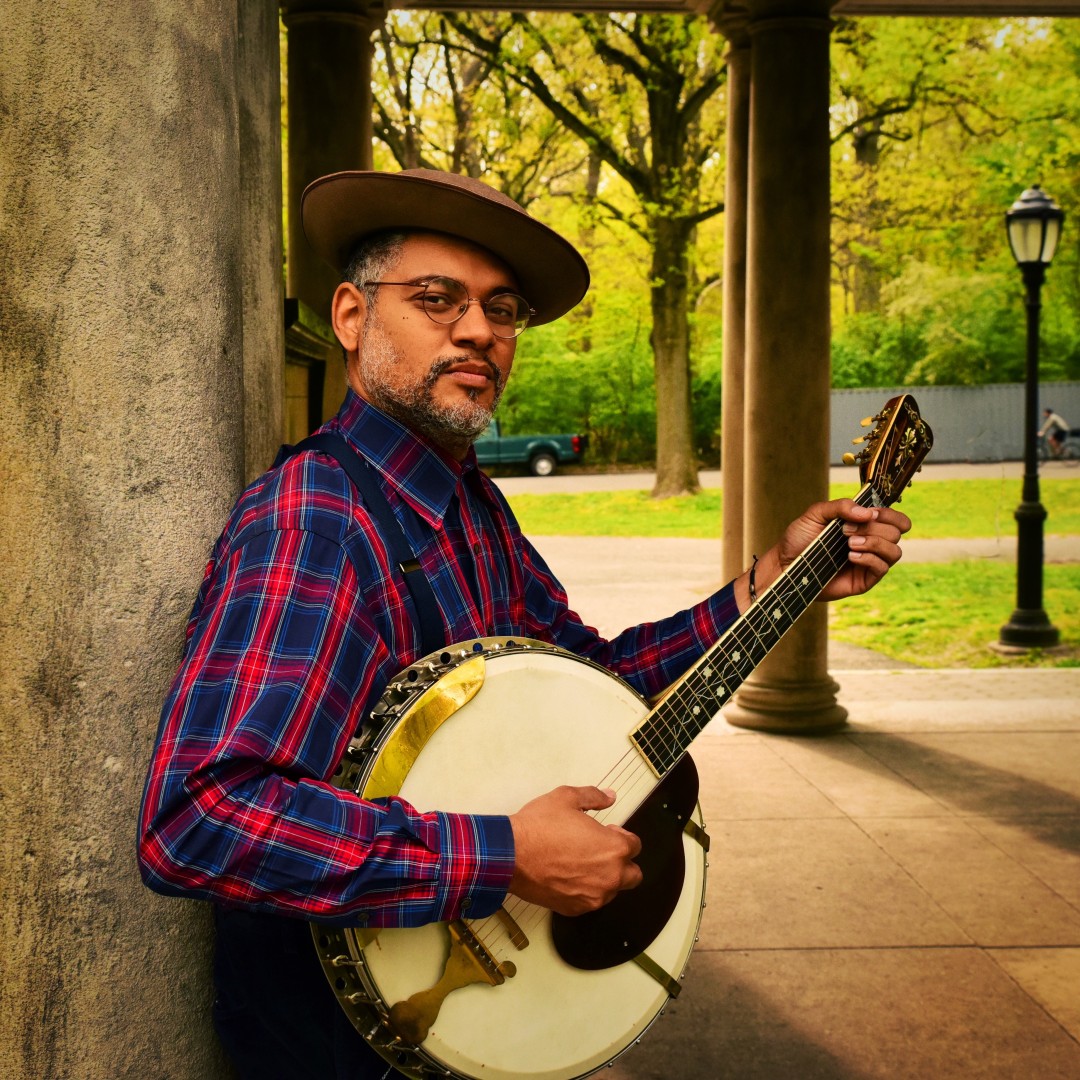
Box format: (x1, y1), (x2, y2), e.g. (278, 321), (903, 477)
(529, 452), (557, 477)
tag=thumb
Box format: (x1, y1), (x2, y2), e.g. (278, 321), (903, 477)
(567, 785), (617, 813)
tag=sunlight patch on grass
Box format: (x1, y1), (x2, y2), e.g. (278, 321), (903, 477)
(828, 561), (1080, 668)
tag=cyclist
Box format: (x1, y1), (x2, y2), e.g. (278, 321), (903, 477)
(1038, 407), (1070, 458)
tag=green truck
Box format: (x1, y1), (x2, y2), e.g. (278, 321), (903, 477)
(473, 418), (588, 476)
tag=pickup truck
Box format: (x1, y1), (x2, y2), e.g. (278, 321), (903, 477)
(473, 418), (588, 476)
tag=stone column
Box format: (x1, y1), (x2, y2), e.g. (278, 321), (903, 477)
(281, 0), (381, 421)
(716, 13), (752, 583)
(0, 1), (275, 1075)
(723, 0), (846, 733)
(240, 0), (286, 480)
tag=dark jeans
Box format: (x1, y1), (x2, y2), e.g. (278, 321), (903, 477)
(212, 907), (392, 1080)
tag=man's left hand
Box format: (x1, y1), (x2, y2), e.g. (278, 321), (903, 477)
(747, 499), (911, 607)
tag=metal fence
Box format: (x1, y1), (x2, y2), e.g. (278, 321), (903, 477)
(829, 382), (1080, 464)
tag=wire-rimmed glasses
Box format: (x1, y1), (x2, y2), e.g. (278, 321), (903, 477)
(368, 276), (534, 338)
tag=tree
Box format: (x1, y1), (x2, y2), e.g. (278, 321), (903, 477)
(372, 12), (583, 206)
(432, 11), (728, 496)
(830, 17), (1080, 385)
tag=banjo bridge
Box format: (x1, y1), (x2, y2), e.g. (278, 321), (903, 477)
(386, 918), (516, 1047)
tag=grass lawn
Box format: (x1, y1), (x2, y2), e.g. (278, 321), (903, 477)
(506, 477), (1080, 669)
(506, 477), (1080, 540)
(827, 561), (1080, 668)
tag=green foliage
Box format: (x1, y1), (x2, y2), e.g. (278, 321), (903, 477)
(830, 18), (1080, 388)
(502, 295), (724, 466)
(832, 259), (1080, 388)
(832, 263), (1026, 386)
(310, 13), (1080, 460)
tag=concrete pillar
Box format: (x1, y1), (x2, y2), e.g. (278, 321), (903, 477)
(716, 14), (752, 583)
(240, 0), (286, 480)
(0, 1), (278, 1075)
(724, 0), (847, 733)
(282, 0), (382, 423)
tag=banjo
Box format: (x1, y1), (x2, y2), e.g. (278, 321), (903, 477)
(312, 395), (933, 1080)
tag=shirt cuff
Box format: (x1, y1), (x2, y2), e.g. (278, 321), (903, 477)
(434, 811), (516, 922)
(695, 579), (740, 646)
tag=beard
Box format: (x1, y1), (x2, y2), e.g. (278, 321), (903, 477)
(358, 315), (505, 453)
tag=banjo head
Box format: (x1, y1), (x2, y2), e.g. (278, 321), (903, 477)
(314, 639), (709, 1080)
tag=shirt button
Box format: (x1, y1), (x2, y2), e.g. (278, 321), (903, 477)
(472, 542), (482, 556)
(461, 897), (472, 915)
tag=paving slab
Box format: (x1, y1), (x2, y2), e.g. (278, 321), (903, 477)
(849, 731), (1080, 816)
(834, 669), (1080, 733)
(759, 734), (952, 818)
(691, 737), (845, 821)
(856, 816), (1080, 947)
(967, 816), (1080, 908)
(700, 818), (968, 951)
(606, 948), (1080, 1080)
(988, 947), (1080, 1041)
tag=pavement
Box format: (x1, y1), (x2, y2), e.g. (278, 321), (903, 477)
(501, 481), (1080, 1079)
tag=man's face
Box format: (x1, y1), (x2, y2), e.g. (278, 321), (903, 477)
(344, 232), (520, 457)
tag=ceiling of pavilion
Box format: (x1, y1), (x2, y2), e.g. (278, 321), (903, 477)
(386, 1), (1080, 15)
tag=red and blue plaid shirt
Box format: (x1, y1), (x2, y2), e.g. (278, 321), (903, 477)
(138, 391), (738, 928)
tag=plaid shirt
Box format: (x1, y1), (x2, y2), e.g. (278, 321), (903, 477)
(138, 391), (738, 928)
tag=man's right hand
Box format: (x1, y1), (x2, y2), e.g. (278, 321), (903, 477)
(507, 785), (643, 915)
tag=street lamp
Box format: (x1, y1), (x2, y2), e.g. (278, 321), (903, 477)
(998, 186), (1064, 649)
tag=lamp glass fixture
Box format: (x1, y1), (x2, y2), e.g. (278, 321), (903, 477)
(1006, 186), (1064, 266)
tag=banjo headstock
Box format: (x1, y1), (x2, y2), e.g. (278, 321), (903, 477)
(843, 394), (934, 506)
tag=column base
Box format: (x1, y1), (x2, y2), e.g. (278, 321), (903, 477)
(723, 674), (847, 734)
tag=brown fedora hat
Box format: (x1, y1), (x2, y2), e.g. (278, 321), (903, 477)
(301, 169), (590, 326)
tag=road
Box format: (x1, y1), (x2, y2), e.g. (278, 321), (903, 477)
(490, 458), (1079, 495)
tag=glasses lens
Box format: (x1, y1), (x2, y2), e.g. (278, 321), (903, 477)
(486, 292), (531, 337)
(420, 277), (469, 323)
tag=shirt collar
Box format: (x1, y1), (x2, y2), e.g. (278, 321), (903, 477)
(327, 390), (491, 527)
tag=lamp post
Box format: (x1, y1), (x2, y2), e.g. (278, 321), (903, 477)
(999, 186), (1064, 649)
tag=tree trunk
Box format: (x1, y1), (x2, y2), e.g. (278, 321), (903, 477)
(650, 216), (700, 497)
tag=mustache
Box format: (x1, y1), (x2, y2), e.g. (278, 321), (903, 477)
(426, 355), (503, 393)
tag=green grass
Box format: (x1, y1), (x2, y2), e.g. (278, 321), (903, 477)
(828, 561), (1080, 669)
(506, 477), (1080, 668)
(507, 477), (1080, 539)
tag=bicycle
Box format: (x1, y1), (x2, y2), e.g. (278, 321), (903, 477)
(1038, 429), (1080, 461)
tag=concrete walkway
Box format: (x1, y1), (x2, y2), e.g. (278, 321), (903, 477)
(525, 534), (1080, 1079)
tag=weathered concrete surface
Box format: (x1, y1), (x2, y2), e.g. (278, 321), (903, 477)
(0, 2), (278, 1076)
(239, 0), (286, 480)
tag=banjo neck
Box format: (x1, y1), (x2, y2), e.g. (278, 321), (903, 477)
(630, 484), (878, 777)
(631, 390), (935, 777)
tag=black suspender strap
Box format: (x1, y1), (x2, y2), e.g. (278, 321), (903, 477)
(280, 433), (446, 656)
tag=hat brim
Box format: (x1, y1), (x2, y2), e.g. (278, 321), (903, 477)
(301, 171), (590, 327)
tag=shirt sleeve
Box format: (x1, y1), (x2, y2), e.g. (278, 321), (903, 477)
(138, 526), (514, 928)
(517, 533), (740, 702)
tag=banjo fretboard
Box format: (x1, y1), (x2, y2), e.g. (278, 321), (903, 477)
(631, 485), (879, 775)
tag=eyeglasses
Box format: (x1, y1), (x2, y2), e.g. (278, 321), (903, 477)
(367, 276), (534, 338)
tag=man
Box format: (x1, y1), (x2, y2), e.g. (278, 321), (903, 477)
(1039, 407), (1069, 457)
(139, 169), (910, 1078)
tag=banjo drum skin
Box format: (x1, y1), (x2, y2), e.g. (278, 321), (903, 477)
(313, 638), (710, 1080)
